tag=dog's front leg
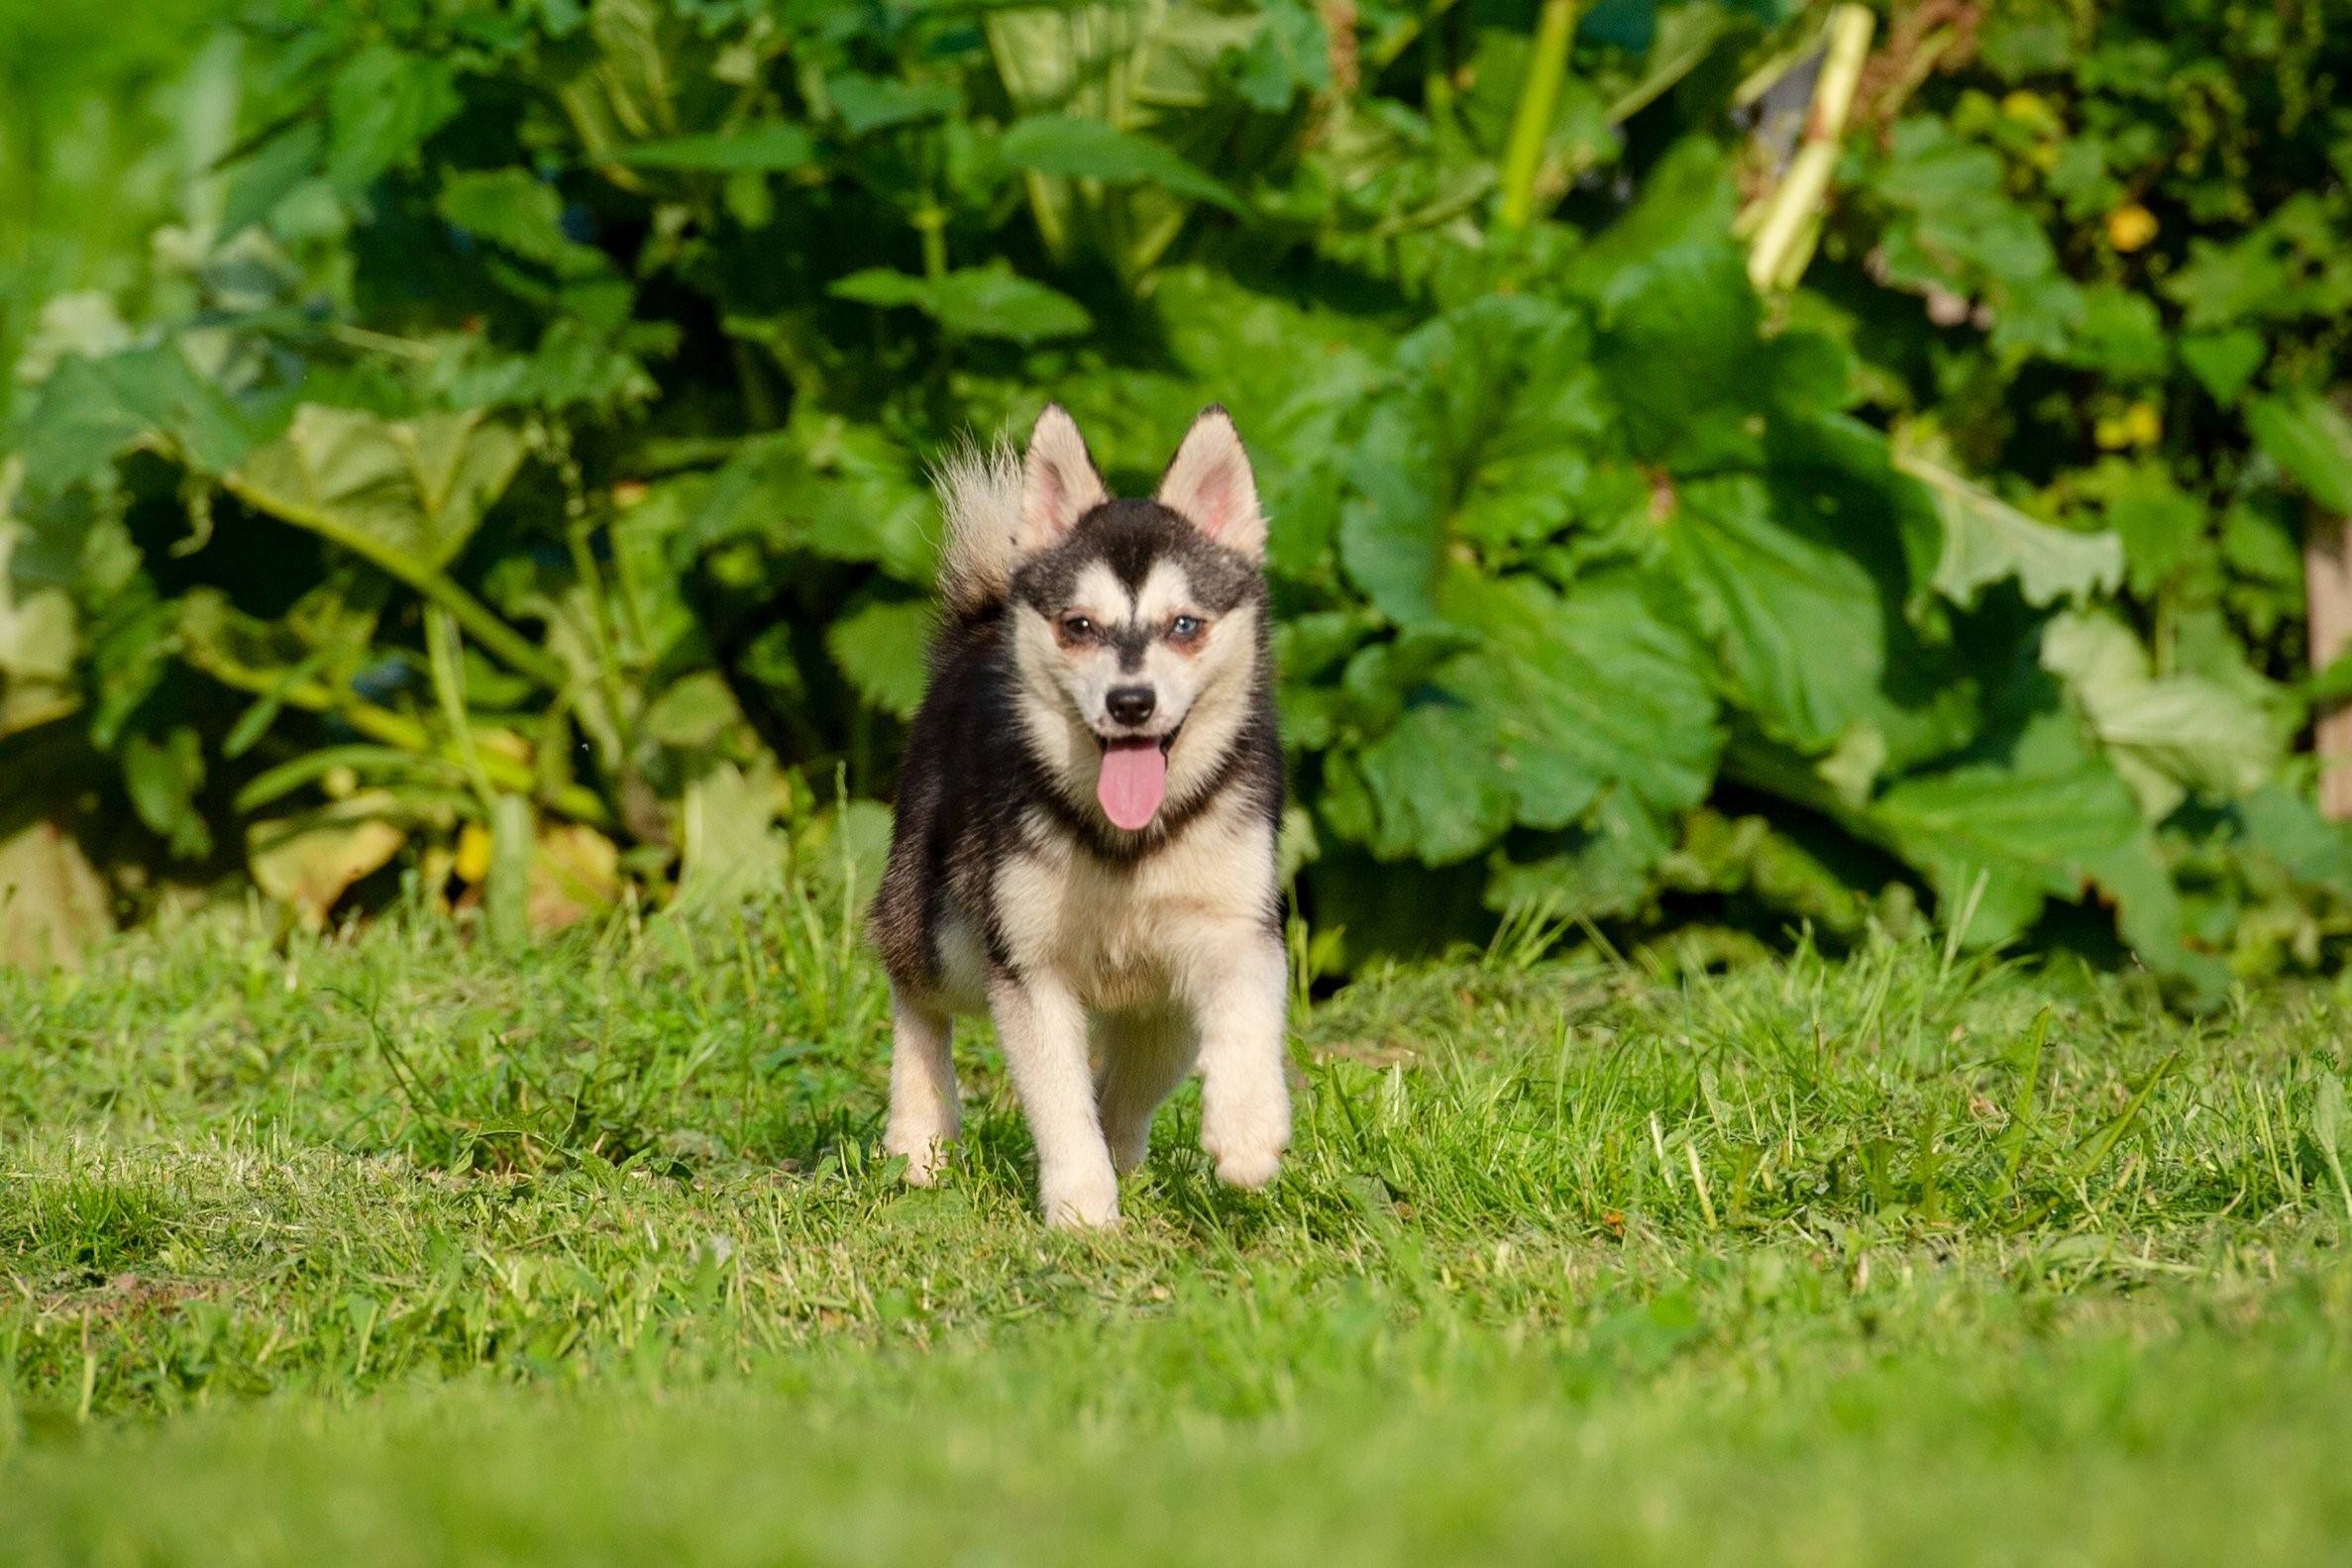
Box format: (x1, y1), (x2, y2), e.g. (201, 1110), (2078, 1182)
(990, 972), (1120, 1227)
(1184, 928), (1290, 1190)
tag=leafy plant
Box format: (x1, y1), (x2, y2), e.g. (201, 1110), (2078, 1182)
(5, 0), (2352, 997)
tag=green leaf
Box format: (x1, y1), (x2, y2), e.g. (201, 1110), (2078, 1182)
(2179, 330), (2266, 407)
(1592, 243), (1765, 466)
(826, 598), (934, 719)
(123, 727), (211, 861)
(1337, 297), (1610, 623)
(2310, 1074), (2352, 1225)
(1661, 809), (1871, 936)
(2164, 227), (2301, 331)
(482, 793), (535, 952)
(1906, 451), (2123, 608)
(1487, 791), (1677, 922)
(1324, 697), (1515, 866)
(1664, 472), (1892, 754)
(790, 797), (895, 912)
(225, 406), (528, 575)
(830, 263), (1093, 344)
(15, 344), (276, 497)
(674, 762), (790, 912)
(2248, 390), (2352, 514)
(2084, 459), (2207, 597)
(675, 421), (936, 583)
(1866, 119), (2058, 303)
(611, 122), (820, 171)
(2039, 610), (2281, 818)
(1325, 571), (1718, 875)
(326, 46), (462, 193)
(1401, 297), (1606, 550)
(437, 169), (609, 273)
(641, 672), (745, 749)
(219, 121), (326, 237)
(0, 518), (82, 738)
(2061, 285), (2166, 379)
(999, 115), (1244, 215)
(1562, 136), (1738, 303)
(1337, 400), (1449, 627)
(826, 74), (959, 135)
(1867, 710), (2187, 969)
(1438, 572), (1720, 834)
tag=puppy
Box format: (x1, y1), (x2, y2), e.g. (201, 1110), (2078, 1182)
(868, 405), (1289, 1227)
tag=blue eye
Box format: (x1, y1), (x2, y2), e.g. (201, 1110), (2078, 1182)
(1170, 615), (1203, 639)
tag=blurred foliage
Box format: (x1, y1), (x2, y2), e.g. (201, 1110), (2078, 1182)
(3, 0), (2351, 998)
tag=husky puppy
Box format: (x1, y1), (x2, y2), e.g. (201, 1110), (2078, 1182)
(868, 404), (1290, 1228)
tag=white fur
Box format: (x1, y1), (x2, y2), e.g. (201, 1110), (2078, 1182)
(932, 435), (1022, 614)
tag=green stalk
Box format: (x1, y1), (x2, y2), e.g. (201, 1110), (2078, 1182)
(1745, 4), (1875, 290)
(186, 642), (613, 828)
(1495, 0), (1579, 230)
(218, 473), (572, 691)
(425, 605), (499, 811)
(913, 192), (948, 281)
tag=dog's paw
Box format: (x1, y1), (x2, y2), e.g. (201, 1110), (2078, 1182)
(1201, 1100), (1289, 1192)
(883, 1127), (952, 1187)
(1210, 1142), (1283, 1191)
(1040, 1168), (1121, 1229)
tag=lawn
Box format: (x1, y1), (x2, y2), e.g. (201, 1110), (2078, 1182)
(3, 889), (2351, 1564)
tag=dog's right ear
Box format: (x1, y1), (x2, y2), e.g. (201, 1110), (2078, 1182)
(1018, 404), (1108, 552)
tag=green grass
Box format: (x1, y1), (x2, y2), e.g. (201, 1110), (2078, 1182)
(4, 888), (2352, 1564)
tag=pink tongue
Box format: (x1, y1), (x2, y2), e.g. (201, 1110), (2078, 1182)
(1097, 742), (1168, 830)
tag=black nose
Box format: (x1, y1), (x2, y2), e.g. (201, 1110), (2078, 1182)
(1107, 685), (1156, 727)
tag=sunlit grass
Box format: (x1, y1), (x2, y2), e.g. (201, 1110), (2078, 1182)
(3, 893), (2350, 1562)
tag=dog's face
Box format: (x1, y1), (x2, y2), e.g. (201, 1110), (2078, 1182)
(1006, 406), (1267, 832)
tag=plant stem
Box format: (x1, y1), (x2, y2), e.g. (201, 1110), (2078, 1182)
(218, 473), (571, 691)
(914, 201), (947, 281)
(425, 605), (499, 811)
(1495, 0), (1578, 229)
(1746, 4), (1874, 291)
(185, 642), (613, 828)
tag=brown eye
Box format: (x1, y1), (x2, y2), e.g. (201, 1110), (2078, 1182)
(1059, 613), (1095, 641)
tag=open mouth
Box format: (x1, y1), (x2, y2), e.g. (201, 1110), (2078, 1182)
(1093, 725), (1179, 831)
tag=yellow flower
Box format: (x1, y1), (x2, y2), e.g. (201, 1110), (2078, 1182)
(455, 822), (493, 884)
(2093, 402), (2164, 452)
(2107, 203), (2158, 253)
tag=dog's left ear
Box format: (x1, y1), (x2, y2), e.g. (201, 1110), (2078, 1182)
(1155, 406), (1263, 560)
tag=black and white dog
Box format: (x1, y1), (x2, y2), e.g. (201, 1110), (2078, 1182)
(869, 405), (1289, 1227)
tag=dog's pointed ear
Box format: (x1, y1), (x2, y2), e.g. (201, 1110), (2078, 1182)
(1155, 406), (1263, 559)
(1018, 404), (1108, 552)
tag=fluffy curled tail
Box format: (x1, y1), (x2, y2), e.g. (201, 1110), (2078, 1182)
(931, 436), (1022, 619)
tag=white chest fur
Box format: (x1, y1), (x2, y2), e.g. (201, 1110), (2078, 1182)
(987, 796), (1274, 1013)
